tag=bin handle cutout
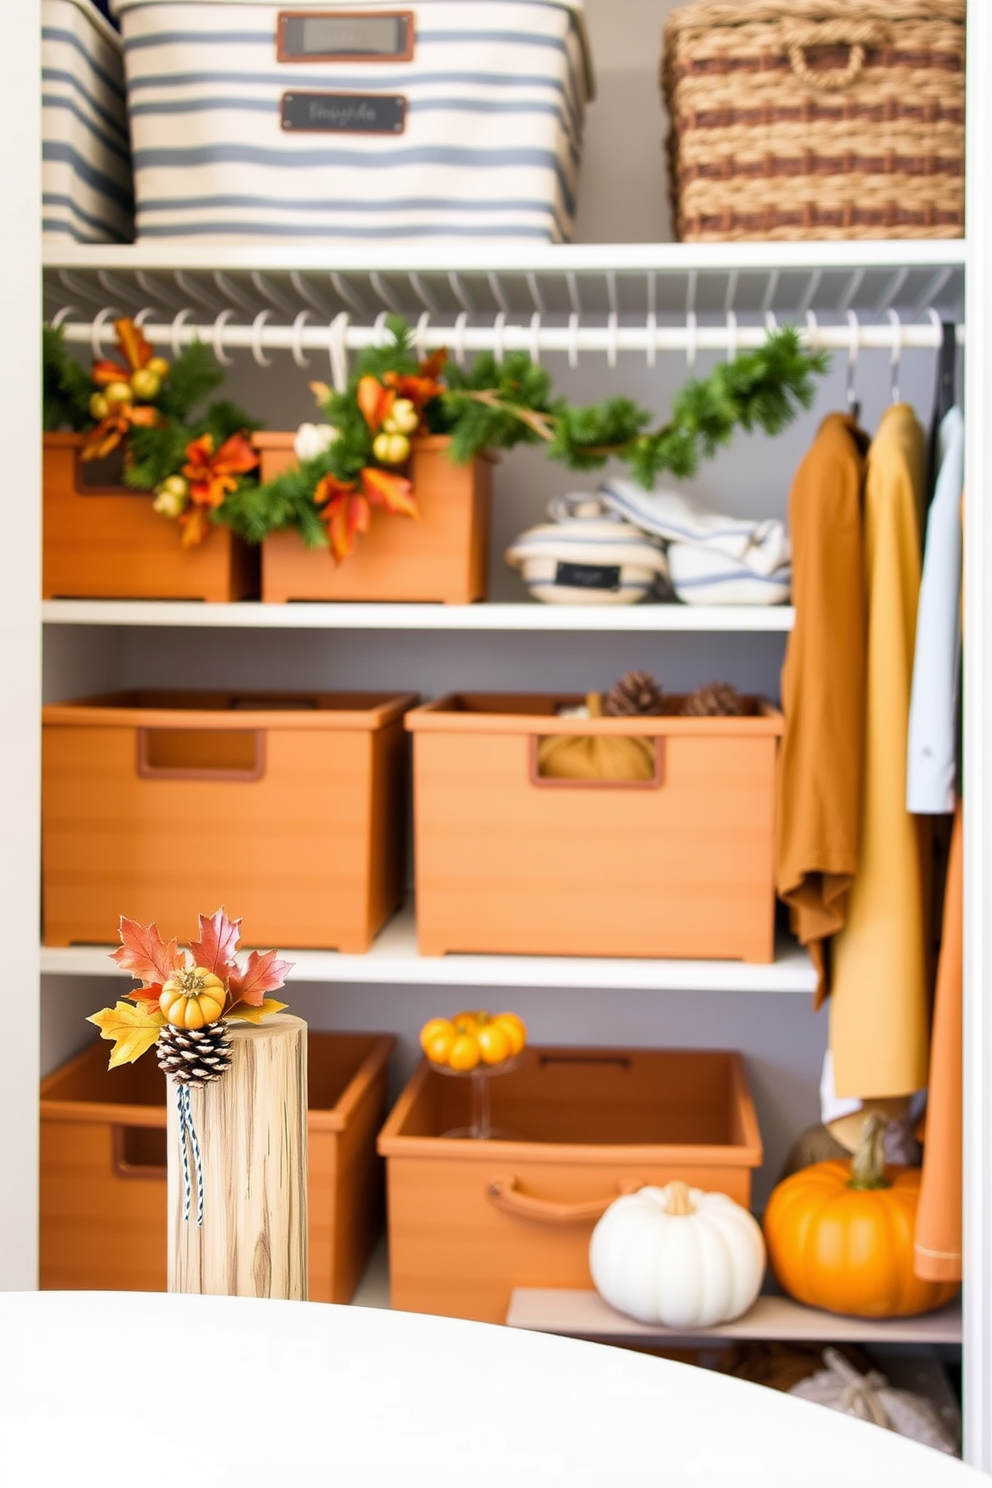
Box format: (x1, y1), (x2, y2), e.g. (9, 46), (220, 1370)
(486, 1175), (643, 1225)
(137, 728), (265, 782)
(112, 1124), (168, 1181)
(529, 735), (665, 790)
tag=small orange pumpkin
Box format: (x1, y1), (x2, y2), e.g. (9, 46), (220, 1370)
(763, 1113), (959, 1319)
(159, 966), (227, 1030)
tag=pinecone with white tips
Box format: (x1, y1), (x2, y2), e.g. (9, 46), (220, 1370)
(156, 1020), (234, 1088)
(682, 681), (747, 717)
(604, 670), (666, 717)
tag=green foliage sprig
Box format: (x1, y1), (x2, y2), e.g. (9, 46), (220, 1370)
(233, 316), (828, 556)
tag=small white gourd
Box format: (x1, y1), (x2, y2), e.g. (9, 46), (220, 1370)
(589, 1181), (766, 1328)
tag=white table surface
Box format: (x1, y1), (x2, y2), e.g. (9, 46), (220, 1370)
(0, 1291), (984, 1487)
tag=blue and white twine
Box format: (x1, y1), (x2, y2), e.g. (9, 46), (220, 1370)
(175, 1081), (204, 1226)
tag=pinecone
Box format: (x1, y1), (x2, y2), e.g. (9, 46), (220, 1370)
(682, 681), (747, 717)
(604, 670), (666, 717)
(156, 1020), (234, 1088)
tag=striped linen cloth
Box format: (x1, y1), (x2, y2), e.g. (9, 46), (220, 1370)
(112, 0), (593, 243)
(43, 0), (134, 241)
(597, 480), (792, 606)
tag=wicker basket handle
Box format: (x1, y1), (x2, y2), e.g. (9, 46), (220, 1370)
(485, 1175), (642, 1224)
(783, 19), (890, 92)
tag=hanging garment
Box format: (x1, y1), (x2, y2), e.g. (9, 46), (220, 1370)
(907, 407), (964, 815)
(774, 413), (870, 1008)
(923, 322), (959, 528)
(829, 403), (931, 1100)
(914, 800), (963, 1284)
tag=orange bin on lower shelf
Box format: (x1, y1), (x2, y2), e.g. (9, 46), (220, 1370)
(405, 692), (783, 962)
(42, 688), (415, 951)
(377, 1045), (762, 1325)
(40, 1031), (394, 1302)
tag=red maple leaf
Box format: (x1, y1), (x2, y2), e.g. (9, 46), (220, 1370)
(110, 917), (178, 987)
(228, 948), (294, 1008)
(188, 907), (242, 976)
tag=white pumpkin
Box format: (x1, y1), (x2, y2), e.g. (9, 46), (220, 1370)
(589, 1181), (766, 1328)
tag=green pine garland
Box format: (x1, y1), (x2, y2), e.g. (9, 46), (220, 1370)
(228, 316), (828, 550)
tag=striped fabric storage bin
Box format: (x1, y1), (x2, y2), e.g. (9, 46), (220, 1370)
(112, 0), (594, 243)
(42, 0), (134, 241)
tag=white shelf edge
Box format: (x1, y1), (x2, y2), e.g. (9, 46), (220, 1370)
(41, 904), (817, 993)
(42, 239), (968, 277)
(506, 1289), (964, 1347)
(40, 599), (795, 632)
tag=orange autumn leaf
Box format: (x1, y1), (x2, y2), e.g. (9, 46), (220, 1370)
(80, 401), (161, 462)
(178, 505), (212, 548)
(115, 317), (154, 372)
(323, 487), (371, 563)
(361, 465), (418, 519)
(88, 1000), (166, 1069)
(357, 375), (395, 434)
(182, 431), (258, 509)
(226, 997), (290, 1025)
(384, 369), (445, 414)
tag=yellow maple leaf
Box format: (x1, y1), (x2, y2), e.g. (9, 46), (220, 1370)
(226, 997), (288, 1026)
(88, 1001), (166, 1069)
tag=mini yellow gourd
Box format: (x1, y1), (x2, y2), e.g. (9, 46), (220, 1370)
(159, 966), (226, 1029)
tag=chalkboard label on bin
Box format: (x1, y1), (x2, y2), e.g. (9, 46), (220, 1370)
(555, 561), (622, 592)
(281, 92), (407, 135)
(278, 12), (415, 63)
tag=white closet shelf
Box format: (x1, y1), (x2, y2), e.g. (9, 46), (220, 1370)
(43, 239), (965, 328)
(40, 904), (817, 993)
(506, 1289), (964, 1347)
(40, 599), (796, 632)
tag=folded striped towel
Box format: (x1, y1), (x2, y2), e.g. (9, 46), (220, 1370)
(597, 480), (791, 578)
(593, 481), (791, 606)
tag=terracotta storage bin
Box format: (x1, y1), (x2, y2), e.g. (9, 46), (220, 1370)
(40, 1031), (395, 1301)
(378, 1045), (763, 1323)
(43, 433), (259, 601)
(254, 433), (494, 604)
(42, 688), (415, 950)
(406, 693), (783, 962)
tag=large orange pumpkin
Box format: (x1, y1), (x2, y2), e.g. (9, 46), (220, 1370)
(763, 1114), (959, 1318)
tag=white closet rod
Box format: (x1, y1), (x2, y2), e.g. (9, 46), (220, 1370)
(53, 315), (965, 361)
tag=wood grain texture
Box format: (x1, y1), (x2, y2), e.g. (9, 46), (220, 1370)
(406, 694), (782, 961)
(167, 1015), (309, 1300)
(42, 435), (259, 601)
(255, 434), (494, 603)
(378, 1047), (762, 1323)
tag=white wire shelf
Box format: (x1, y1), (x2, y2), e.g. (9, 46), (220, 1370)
(40, 599), (796, 632)
(506, 1289), (964, 1347)
(40, 903), (817, 993)
(43, 239), (966, 356)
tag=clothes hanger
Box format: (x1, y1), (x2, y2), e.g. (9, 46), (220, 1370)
(845, 310), (861, 424)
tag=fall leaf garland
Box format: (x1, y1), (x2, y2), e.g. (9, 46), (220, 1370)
(223, 314), (828, 562)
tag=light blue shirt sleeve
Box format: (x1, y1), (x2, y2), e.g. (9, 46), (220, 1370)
(907, 406), (964, 814)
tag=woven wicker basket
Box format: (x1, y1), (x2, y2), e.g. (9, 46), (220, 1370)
(661, 0), (965, 242)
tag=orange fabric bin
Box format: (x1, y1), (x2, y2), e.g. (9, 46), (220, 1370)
(40, 1031), (394, 1302)
(378, 1045), (762, 1323)
(405, 692), (783, 962)
(254, 433), (493, 604)
(43, 433), (260, 601)
(42, 688), (415, 950)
